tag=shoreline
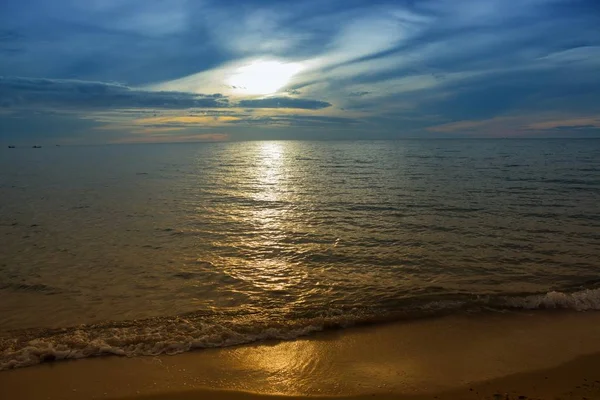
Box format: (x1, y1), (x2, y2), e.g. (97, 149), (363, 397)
(4, 286), (600, 371)
(2, 311), (600, 399)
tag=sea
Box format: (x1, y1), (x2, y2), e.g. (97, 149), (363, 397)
(1, 139), (599, 370)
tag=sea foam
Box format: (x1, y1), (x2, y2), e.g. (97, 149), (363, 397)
(504, 288), (600, 311)
(2, 287), (600, 371)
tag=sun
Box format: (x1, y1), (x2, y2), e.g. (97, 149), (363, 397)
(228, 60), (302, 95)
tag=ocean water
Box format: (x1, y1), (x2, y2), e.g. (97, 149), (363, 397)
(1, 139), (599, 369)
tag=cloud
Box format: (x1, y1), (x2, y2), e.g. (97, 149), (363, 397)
(349, 91), (371, 97)
(426, 116), (534, 137)
(197, 6), (307, 56)
(132, 115), (242, 126)
(0, 76), (333, 111)
(237, 97), (331, 110)
(527, 117), (600, 130)
(427, 114), (600, 137)
(148, 5), (426, 98)
(1, 0), (600, 141)
(428, 119), (494, 133)
(280, 0), (600, 119)
(18, 0), (189, 37)
(0, 109), (107, 144)
(0, 77), (226, 110)
(115, 132), (230, 143)
(539, 46), (600, 66)
(0, 29), (24, 55)
(97, 109), (357, 136)
(229, 114), (360, 127)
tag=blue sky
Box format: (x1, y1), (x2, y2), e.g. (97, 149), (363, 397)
(1, 0), (599, 144)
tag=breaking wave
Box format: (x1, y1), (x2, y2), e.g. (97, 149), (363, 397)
(2, 287), (600, 371)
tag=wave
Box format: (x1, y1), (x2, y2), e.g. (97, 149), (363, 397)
(503, 288), (600, 311)
(0, 282), (62, 294)
(2, 288), (600, 371)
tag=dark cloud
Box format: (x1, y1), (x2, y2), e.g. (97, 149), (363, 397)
(237, 97), (331, 110)
(419, 68), (600, 120)
(0, 30), (20, 41)
(0, 77), (333, 111)
(0, 77), (227, 109)
(0, 110), (106, 144)
(0, 29), (24, 55)
(552, 125), (599, 131)
(349, 91), (371, 97)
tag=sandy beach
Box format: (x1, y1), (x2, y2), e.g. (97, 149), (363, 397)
(2, 311), (600, 400)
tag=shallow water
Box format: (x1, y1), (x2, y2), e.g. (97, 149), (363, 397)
(1, 139), (599, 369)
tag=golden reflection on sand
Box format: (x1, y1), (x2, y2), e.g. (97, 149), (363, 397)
(5, 313), (600, 400)
(227, 339), (325, 394)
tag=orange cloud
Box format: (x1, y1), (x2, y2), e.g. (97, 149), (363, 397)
(131, 127), (186, 134)
(134, 115), (240, 125)
(427, 116), (531, 137)
(527, 117), (600, 130)
(428, 115), (600, 137)
(428, 120), (489, 133)
(114, 133), (229, 143)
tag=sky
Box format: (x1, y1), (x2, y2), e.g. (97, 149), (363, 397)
(1, 0), (599, 144)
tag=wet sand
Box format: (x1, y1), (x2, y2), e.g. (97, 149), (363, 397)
(2, 311), (600, 400)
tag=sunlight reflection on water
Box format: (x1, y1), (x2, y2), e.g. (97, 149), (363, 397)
(0, 140), (599, 330)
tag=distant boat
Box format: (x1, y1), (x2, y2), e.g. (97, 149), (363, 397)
(32, 145), (42, 148)
(8, 145), (15, 148)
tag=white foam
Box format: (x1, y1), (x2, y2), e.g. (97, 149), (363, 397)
(3, 288), (600, 371)
(505, 288), (600, 311)
(0, 321), (325, 371)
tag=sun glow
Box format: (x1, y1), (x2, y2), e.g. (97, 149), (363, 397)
(228, 60), (302, 95)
